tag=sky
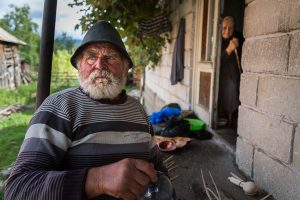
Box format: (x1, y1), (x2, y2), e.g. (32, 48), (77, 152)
(0, 0), (85, 40)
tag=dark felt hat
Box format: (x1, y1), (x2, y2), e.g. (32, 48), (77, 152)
(70, 21), (133, 68)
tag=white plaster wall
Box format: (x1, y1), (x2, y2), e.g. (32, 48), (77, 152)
(143, 0), (195, 113)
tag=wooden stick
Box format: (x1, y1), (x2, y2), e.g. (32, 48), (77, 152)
(168, 165), (178, 172)
(163, 155), (174, 163)
(209, 171), (221, 200)
(201, 169), (213, 200)
(260, 194), (272, 200)
(170, 175), (179, 182)
(206, 188), (221, 200)
(166, 160), (175, 168)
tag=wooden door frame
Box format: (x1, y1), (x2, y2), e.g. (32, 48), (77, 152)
(191, 0), (222, 127)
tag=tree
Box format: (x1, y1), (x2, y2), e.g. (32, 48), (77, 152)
(54, 32), (77, 53)
(52, 49), (77, 74)
(0, 4), (40, 70)
(69, 0), (169, 69)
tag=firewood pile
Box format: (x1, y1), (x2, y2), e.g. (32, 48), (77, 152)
(0, 104), (22, 119)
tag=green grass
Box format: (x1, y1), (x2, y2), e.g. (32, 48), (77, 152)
(0, 78), (79, 109)
(0, 108), (34, 198)
(0, 82), (37, 108)
(0, 108), (34, 168)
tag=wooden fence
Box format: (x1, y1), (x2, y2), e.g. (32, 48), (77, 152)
(51, 72), (78, 87)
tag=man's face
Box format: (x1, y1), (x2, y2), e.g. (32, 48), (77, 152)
(222, 19), (234, 39)
(78, 43), (128, 99)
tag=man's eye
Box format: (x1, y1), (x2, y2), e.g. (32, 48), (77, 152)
(105, 55), (113, 60)
(88, 55), (97, 60)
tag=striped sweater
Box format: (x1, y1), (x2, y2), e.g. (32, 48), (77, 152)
(5, 87), (165, 200)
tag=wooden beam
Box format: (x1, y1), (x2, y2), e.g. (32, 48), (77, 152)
(36, 0), (57, 109)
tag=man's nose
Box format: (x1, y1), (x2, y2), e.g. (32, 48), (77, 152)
(94, 57), (108, 70)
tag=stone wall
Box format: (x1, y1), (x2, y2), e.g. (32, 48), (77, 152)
(143, 0), (194, 114)
(236, 0), (300, 199)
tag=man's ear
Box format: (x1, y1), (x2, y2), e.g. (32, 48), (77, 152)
(123, 59), (130, 75)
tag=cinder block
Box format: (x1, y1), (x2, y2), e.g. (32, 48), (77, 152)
(163, 66), (172, 79)
(182, 68), (192, 86)
(169, 37), (177, 54)
(180, 0), (193, 16)
(184, 31), (193, 50)
(293, 127), (300, 171)
(169, 0), (177, 12)
(184, 49), (192, 68)
(239, 73), (259, 107)
(161, 78), (169, 91)
(288, 0), (300, 30)
(242, 35), (289, 74)
(185, 13), (194, 33)
(236, 137), (254, 177)
(245, 0), (255, 4)
(143, 86), (156, 114)
(178, 98), (191, 110)
(254, 150), (300, 200)
(160, 89), (171, 104)
(173, 84), (189, 103)
(171, 22), (179, 40)
(154, 95), (166, 111)
(160, 55), (169, 68)
(244, 0), (300, 37)
(238, 106), (294, 163)
(257, 76), (300, 123)
(289, 31), (300, 76)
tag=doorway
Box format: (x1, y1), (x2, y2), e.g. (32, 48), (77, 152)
(191, 0), (220, 125)
(215, 0), (245, 147)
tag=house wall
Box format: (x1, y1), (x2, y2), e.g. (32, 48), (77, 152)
(143, 0), (195, 113)
(236, 0), (300, 199)
(0, 43), (22, 88)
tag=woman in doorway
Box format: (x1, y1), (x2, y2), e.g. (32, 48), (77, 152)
(218, 16), (244, 130)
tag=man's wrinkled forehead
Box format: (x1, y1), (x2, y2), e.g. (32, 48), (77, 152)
(84, 42), (121, 54)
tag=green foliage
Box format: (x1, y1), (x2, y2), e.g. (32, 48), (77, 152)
(54, 32), (77, 53)
(69, 0), (169, 69)
(51, 49), (78, 88)
(52, 49), (77, 74)
(0, 4), (40, 70)
(0, 82), (37, 109)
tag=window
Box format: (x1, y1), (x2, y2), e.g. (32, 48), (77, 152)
(200, 0), (215, 61)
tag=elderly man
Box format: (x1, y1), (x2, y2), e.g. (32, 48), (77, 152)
(218, 16), (244, 130)
(5, 21), (169, 200)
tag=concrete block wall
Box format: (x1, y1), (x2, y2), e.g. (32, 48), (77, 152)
(143, 0), (194, 114)
(236, 0), (300, 199)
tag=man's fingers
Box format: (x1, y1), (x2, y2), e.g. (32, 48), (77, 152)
(120, 190), (137, 200)
(133, 159), (158, 182)
(132, 168), (151, 186)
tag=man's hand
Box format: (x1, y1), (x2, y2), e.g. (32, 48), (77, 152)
(85, 158), (158, 200)
(226, 37), (239, 55)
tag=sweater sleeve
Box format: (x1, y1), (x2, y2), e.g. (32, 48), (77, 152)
(4, 96), (88, 200)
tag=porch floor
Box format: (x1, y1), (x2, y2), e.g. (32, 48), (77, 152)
(161, 128), (275, 200)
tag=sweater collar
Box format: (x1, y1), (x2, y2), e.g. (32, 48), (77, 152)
(78, 87), (128, 104)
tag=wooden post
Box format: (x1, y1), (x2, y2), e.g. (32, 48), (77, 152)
(36, 0), (57, 109)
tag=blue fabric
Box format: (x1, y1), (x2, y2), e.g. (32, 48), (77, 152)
(150, 107), (181, 125)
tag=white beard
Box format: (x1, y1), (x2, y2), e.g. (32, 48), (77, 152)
(79, 70), (126, 99)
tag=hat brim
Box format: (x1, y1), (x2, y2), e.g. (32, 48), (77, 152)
(70, 41), (133, 69)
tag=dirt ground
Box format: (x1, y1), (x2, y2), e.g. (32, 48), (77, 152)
(160, 135), (275, 200)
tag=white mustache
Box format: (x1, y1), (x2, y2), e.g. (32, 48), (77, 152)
(89, 70), (112, 81)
